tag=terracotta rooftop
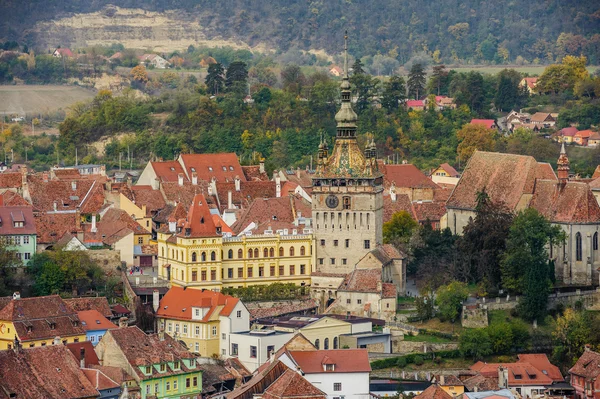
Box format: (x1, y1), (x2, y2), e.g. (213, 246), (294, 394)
(406, 100), (425, 107)
(531, 112), (554, 123)
(529, 180), (600, 224)
(383, 193), (416, 223)
(0, 345), (99, 399)
(66, 341), (100, 367)
(437, 163), (460, 177)
(228, 360), (290, 399)
(0, 172), (22, 189)
(28, 175), (105, 214)
(89, 364), (135, 385)
(0, 295), (85, 342)
(471, 119), (496, 129)
(156, 286), (240, 322)
(242, 165), (270, 181)
(160, 180), (209, 208)
(569, 349), (600, 379)
(77, 310), (118, 331)
(462, 374), (499, 392)
(517, 354), (563, 382)
(213, 180), (276, 211)
(284, 169), (314, 188)
(179, 153), (246, 183)
(0, 191), (30, 206)
(413, 201), (447, 223)
(151, 160), (186, 183)
(0, 205), (36, 235)
(416, 385), (454, 399)
(560, 127), (578, 137)
(246, 298), (319, 321)
(124, 185), (166, 216)
(104, 326), (196, 379)
(65, 297), (113, 318)
(263, 368), (326, 399)
(381, 163), (439, 189)
(287, 349), (371, 374)
(82, 368), (120, 391)
(338, 268), (385, 294)
(446, 151), (557, 211)
(34, 212), (79, 244)
(231, 195), (311, 235)
(471, 361), (554, 386)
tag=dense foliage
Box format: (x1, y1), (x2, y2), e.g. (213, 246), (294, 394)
(1, 1), (600, 64)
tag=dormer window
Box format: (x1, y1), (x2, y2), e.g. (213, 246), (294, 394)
(13, 222), (23, 228)
(170, 167), (175, 171)
(208, 167), (213, 171)
(160, 363), (166, 372)
(325, 364), (334, 371)
(222, 166), (227, 171)
(229, 166), (234, 171)
(200, 217), (204, 224)
(189, 358), (196, 368)
(191, 167), (196, 172)
(145, 366), (151, 374)
(26, 326), (32, 333)
(216, 226), (222, 235)
(173, 361), (180, 370)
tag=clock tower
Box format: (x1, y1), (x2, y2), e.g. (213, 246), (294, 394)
(311, 33), (384, 274)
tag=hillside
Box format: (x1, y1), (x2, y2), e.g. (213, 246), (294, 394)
(1, 0), (599, 63)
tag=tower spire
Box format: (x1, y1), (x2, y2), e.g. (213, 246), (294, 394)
(343, 30), (349, 79)
(335, 31), (358, 140)
(557, 141), (570, 182)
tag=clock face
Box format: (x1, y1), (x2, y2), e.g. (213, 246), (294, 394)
(326, 195), (339, 209)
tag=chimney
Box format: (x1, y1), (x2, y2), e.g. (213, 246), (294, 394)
(275, 174), (281, 198)
(91, 214), (97, 233)
(192, 172), (198, 185)
(119, 317), (128, 328)
(13, 336), (20, 355)
(71, 181), (77, 191)
(53, 201), (58, 212)
(53, 336), (62, 346)
(296, 167), (301, 179)
(12, 292), (20, 300)
(100, 165), (106, 176)
(210, 177), (217, 196)
(440, 375), (445, 385)
(390, 182), (397, 202)
(153, 289), (160, 313)
(585, 344), (591, 352)
(178, 173), (184, 186)
(80, 347), (86, 368)
(259, 159), (265, 174)
(75, 207), (81, 231)
(42, 172), (49, 182)
(228, 191), (233, 209)
(234, 176), (241, 192)
(269, 350), (275, 363)
(169, 219), (176, 233)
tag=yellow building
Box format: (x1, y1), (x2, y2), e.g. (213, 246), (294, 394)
(431, 375), (466, 396)
(0, 294), (86, 350)
(157, 194), (314, 291)
(155, 286), (250, 357)
(119, 192), (154, 234)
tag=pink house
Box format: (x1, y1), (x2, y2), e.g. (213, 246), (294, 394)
(405, 100), (425, 110)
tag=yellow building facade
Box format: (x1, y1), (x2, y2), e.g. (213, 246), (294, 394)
(157, 232), (314, 290)
(119, 193), (153, 234)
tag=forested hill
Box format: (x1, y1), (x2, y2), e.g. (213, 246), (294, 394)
(1, 0), (600, 63)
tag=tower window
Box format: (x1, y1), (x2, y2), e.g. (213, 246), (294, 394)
(364, 240), (371, 249)
(576, 233), (582, 261)
(345, 239), (350, 248)
(343, 196), (351, 210)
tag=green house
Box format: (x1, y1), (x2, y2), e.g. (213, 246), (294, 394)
(95, 326), (202, 399)
(0, 206), (37, 266)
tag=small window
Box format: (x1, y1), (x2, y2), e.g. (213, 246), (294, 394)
(228, 249), (233, 259)
(318, 258), (324, 265)
(346, 299), (351, 304)
(324, 338), (329, 349)
(364, 240), (370, 249)
(222, 166), (227, 171)
(300, 246), (306, 255)
(279, 247), (284, 257)
(345, 239), (350, 248)
(333, 240), (338, 247)
(232, 343), (239, 355)
(320, 239), (325, 246)
(300, 264), (306, 274)
(212, 326), (217, 336)
(238, 249), (243, 258)
(334, 382), (342, 391)
(289, 247), (295, 256)
(331, 258), (335, 265)
(173, 361), (180, 370)
(160, 363), (166, 372)
(250, 345), (257, 358)
(315, 339), (320, 349)
(357, 299), (362, 304)
(342, 258), (347, 265)
(138, 237), (144, 244)
(145, 366), (152, 374)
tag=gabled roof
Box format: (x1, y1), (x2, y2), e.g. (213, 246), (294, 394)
(0, 172), (21, 189)
(65, 297), (113, 318)
(213, 180), (276, 211)
(124, 185), (166, 216)
(470, 119), (497, 129)
(560, 127), (578, 137)
(521, 77), (538, 89)
(415, 385), (453, 399)
(178, 193), (219, 237)
(231, 195), (311, 235)
(263, 368), (326, 399)
(529, 180), (600, 224)
(34, 212), (79, 244)
(242, 165), (270, 181)
(575, 130), (596, 139)
(0, 345), (99, 399)
(471, 361), (554, 386)
(517, 354), (563, 382)
(0, 205), (36, 235)
(446, 151), (557, 211)
(27, 175), (105, 214)
(179, 153), (246, 183)
(66, 341), (100, 367)
(531, 112), (554, 123)
(151, 160), (186, 182)
(381, 163), (439, 189)
(54, 48), (74, 57)
(0, 191), (29, 206)
(228, 360), (290, 399)
(156, 286), (240, 322)
(413, 201), (447, 223)
(89, 365), (135, 384)
(436, 163), (460, 177)
(569, 349), (600, 379)
(77, 310), (118, 331)
(287, 349), (371, 374)
(82, 368), (120, 391)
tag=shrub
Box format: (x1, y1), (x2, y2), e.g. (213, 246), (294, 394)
(414, 355), (424, 366)
(396, 357), (407, 368)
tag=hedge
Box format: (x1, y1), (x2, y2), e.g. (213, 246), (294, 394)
(370, 349), (462, 370)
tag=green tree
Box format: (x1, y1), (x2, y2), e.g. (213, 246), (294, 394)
(487, 323), (514, 354)
(281, 64), (306, 95)
(412, 226), (457, 289)
(383, 211), (418, 245)
(225, 61), (248, 95)
(350, 72), (380, 113)
(459, 328), (492, 360)
(495, 69), (528, 112)
(457, 123), (497, 163)
(381, 75), (406, 112)
(415, 289), (435, 321)
(205, 62), (225, 95)
(0, 239), (19, 295)
(435, 281), (469, 322)
(552, 308), (592, 367)
(352, 58), (365, 75)
(501, 208), (562, 321)
(428, 65), (449, 96)
(407, 63), (426, 99)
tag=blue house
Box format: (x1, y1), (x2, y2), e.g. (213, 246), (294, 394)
(77, 310), (117, 346)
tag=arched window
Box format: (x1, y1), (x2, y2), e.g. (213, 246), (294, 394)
(201, 252), (207, 262)
(238, 249), (243, 259)
(333, 337), (338, 349)
(191, 252), (197, 262)
(228, 249), (233, 259)
(254, 248), (259, 258)
(315, 339), (320, 350)
(324, 338), (329, 349)
(576, 232), (583, 261)
(594, 232), (598, 252)
(269, 248), (274, 257)
(248, 249), (253, 258)
(289, 247), (295, 256)
(300, 246), (305, 256)
(263, 248), (268, 258)
(211, 251), (216, 261)
(279, 247), (284, 257)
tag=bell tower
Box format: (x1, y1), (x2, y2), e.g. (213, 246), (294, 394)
(311, 33), (384, 274)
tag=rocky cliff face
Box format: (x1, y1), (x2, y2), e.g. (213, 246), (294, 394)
(24, 6), (255, 52)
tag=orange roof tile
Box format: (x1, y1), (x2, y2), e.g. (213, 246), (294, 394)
(381, 164), (439, 189)
(287, 349), (371, 374)
(180, 153), (246, 183)
(156, 286), (240, 322)
(470, 361), (554, 386)
(151, 160), (186, 183)
(82, 368), (120, 391)
(471, 119), (497, 129)
(77, 310), (118, 331)
(66, 341), (100, 367)
(415, 385), (453, 399)
(517, 354), (563, 382)
(529, 180), (600, 223)
(263, 368), (326, 399)
(65, 297), (113, 318)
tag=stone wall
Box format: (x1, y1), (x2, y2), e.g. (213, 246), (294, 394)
(88, 249), (122, 275)
(461, 305), (488, 328)
(392, 340), (458, 355)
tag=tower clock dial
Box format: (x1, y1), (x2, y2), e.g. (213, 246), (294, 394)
(326, 195), (339, 208)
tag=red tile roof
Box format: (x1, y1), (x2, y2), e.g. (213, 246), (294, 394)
(82, 368), (120, 391)
(160, 180), (209, 208)
(560, 127), (578, 137)
(127, 185), (166, 216)
(34, 212), (79, 244)
(569, 349), (600, 379)
(413, 202), (447, 223)
(471, 361), (554, 386)
(231, 195), (311, 235)
(28, 175), (105, 214)
(383, 194), (416, 223)
(65, 297), (113, 318)
(438, 163), (460, 177)
(176, 193), (220, 237)
(263, 368), (326, 399)
(415, 385), (453, 399)
(447, 151), (556, 211)
(339, 268), (384, 294)
(575, 130), (596, 139)
(156, 286), (240, 322)
(214, 181), (276, 211)
(180, 153), (246, 183)
(381, 164), (439, 189)
(242, 165), (270, 181)
(0, 345), (99, 399)
(287, 349), (371, 374)
(0, 295), (85, 342)
(77, 310), (118, 331)
(529, 180), (600, 223)
(0, 172), (22, 189)
(89, 365), (135, 384)
(517, 354), (563, 382)
(470, 119), (497, 129)
(0, 205), (36, 235)
(0, 191), (29, 206)
(55, 47), (74, 57)
(522, 77), (538, 89)
(382, 283), (397, 298)
(151, 160), (186, 183)
(66, 341), (100, 367)
(406, 100), (425, 108)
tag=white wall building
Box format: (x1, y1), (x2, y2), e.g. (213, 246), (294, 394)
(228, 330), (294, 372)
